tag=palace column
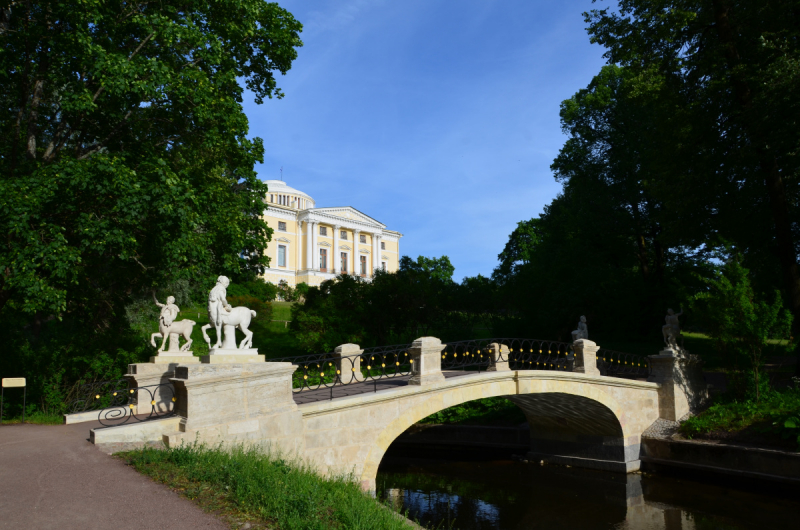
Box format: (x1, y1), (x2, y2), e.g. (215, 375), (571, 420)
(375, 234), (382, 271)
(353, 229), (361, 275)
(304, 221), (312, 271)
(333, 224), (341, 274)
(311, 221), (318, 270)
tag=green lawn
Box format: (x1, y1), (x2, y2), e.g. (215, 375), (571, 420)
(121, 444), (418, 530)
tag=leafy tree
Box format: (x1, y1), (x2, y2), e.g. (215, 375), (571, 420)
(0, 0), (303, 319)
(399, 255), (455, 283)
(492, 219), (540, 284)
(693, 257), (793, 401)
(0, 0), (302, 416)
(586, 0), (800, 362)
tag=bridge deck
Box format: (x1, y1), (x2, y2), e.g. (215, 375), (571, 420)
(292, 370), (474, 405)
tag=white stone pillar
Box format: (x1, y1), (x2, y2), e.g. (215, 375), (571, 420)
(372, 234), (379, 271)
(573, 339), (601, 376)
(408, 336), (446, 386)
(333, 224), (341, 274)
(311, 221), (318, 270)
(304, 221), (311, 270)
(487, 343), (510, 371)
(353, 229), (361, 275)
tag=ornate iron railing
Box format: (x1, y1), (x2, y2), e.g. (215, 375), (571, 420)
(92, 382), (177, 427)
(442, 338), (575, 372)
(67, 378), (130, 414)
(269, 343), (414, 394)
(266, 339), (647, 401)
(597, 348), (650, 378)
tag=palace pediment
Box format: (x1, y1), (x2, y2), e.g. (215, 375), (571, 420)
(306, 207), (386, 229)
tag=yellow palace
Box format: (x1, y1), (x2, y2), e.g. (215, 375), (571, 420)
(261, 180), (403, 288)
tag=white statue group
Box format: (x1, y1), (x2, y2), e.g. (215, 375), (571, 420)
(150, 276), (257, 354)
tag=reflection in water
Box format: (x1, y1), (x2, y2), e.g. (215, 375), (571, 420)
(377, 459), (798, 530)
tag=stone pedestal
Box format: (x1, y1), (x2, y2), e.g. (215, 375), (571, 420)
(127, 363), (184, 414)
(164, 362), (303, 453)
(573, 339), (601, 376)
(408, 336), (446, 386)
(202, 348), (264, 364)
(647, 349), (709, 421)
(150, 352), (200, 364)
(486, 343), (510, 372)
(335, 343), (365, 384)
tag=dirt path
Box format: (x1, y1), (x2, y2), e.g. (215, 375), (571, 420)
(0, 421), (228, 529)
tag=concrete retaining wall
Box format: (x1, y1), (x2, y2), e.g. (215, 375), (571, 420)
(641, 437), (800, 483)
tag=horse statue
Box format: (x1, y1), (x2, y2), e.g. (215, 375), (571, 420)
(201, 306), (257, 350)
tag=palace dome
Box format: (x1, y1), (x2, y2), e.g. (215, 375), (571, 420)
(264, 180), (315, 209)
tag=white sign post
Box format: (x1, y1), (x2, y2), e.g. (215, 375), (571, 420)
(1, 378), (27, 425)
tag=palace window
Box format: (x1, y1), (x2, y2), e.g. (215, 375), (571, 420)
(382, 261), (387, 270)
(319, 249), (327, 271)
(278, 221), (286, 231)
(340, 230), (347, 240)
(340, 252), (348, 273)
(381, 242), (386, 250)
(278, 245), (286, 267)
(320, 226), (327, 236)
(360, 234), (366, 243)
(270, 194), (274, 203)
(360, 255), (367, 276)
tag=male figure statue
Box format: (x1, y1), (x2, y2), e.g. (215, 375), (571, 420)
(662, 308), (684, 350)
(207, 275), (233, 349)
(571, 315), (588, 342)
(155, 295), (179, 328)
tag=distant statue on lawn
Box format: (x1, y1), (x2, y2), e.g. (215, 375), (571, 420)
(151, 294), (195, 353)
(201, 275), (257, 350)
(571, 315), (588, 342)
(662, 308), (684, 350)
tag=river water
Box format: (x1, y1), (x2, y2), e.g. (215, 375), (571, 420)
(377, 458), (799, 529)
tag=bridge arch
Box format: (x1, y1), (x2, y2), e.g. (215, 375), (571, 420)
(358, 373), (640, 490)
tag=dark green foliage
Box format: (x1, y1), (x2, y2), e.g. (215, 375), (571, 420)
(417, 397), (526, 426)
(585, 0), (800, 357)
(692, 257), (794, 400)
(123, 444), (414, 530)
(227, 278), (279, 302)
(0, 1), (302, 417)
(290, 256), (491, 353)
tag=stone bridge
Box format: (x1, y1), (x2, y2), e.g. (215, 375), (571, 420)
(90, 337), (708, 492)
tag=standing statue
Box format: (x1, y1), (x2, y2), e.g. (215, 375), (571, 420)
(150, 294), (195, 352)
(571, 315), (588, 342)
(662, 308), (684, 350)
(201, 276), (257, 350)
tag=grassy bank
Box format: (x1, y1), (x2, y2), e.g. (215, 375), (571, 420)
(121, 444), (418, 530)
(679, 384), (800, 451)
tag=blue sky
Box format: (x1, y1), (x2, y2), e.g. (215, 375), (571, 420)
(244, 0), (608, 281)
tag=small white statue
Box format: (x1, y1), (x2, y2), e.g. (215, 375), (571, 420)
(571, 315), (588, 342)
(150, 294), (195, 353)
(201, 276), (257, 350)
(662, 308), (683, 350)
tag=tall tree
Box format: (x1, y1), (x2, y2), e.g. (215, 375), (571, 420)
(586, 0), (800, 343)
(0, 1), (303, 322)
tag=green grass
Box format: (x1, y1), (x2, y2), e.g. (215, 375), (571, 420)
(121, 444), (418, 530)
(1, 411), (63, 425)
(679, 386), (800, 451)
